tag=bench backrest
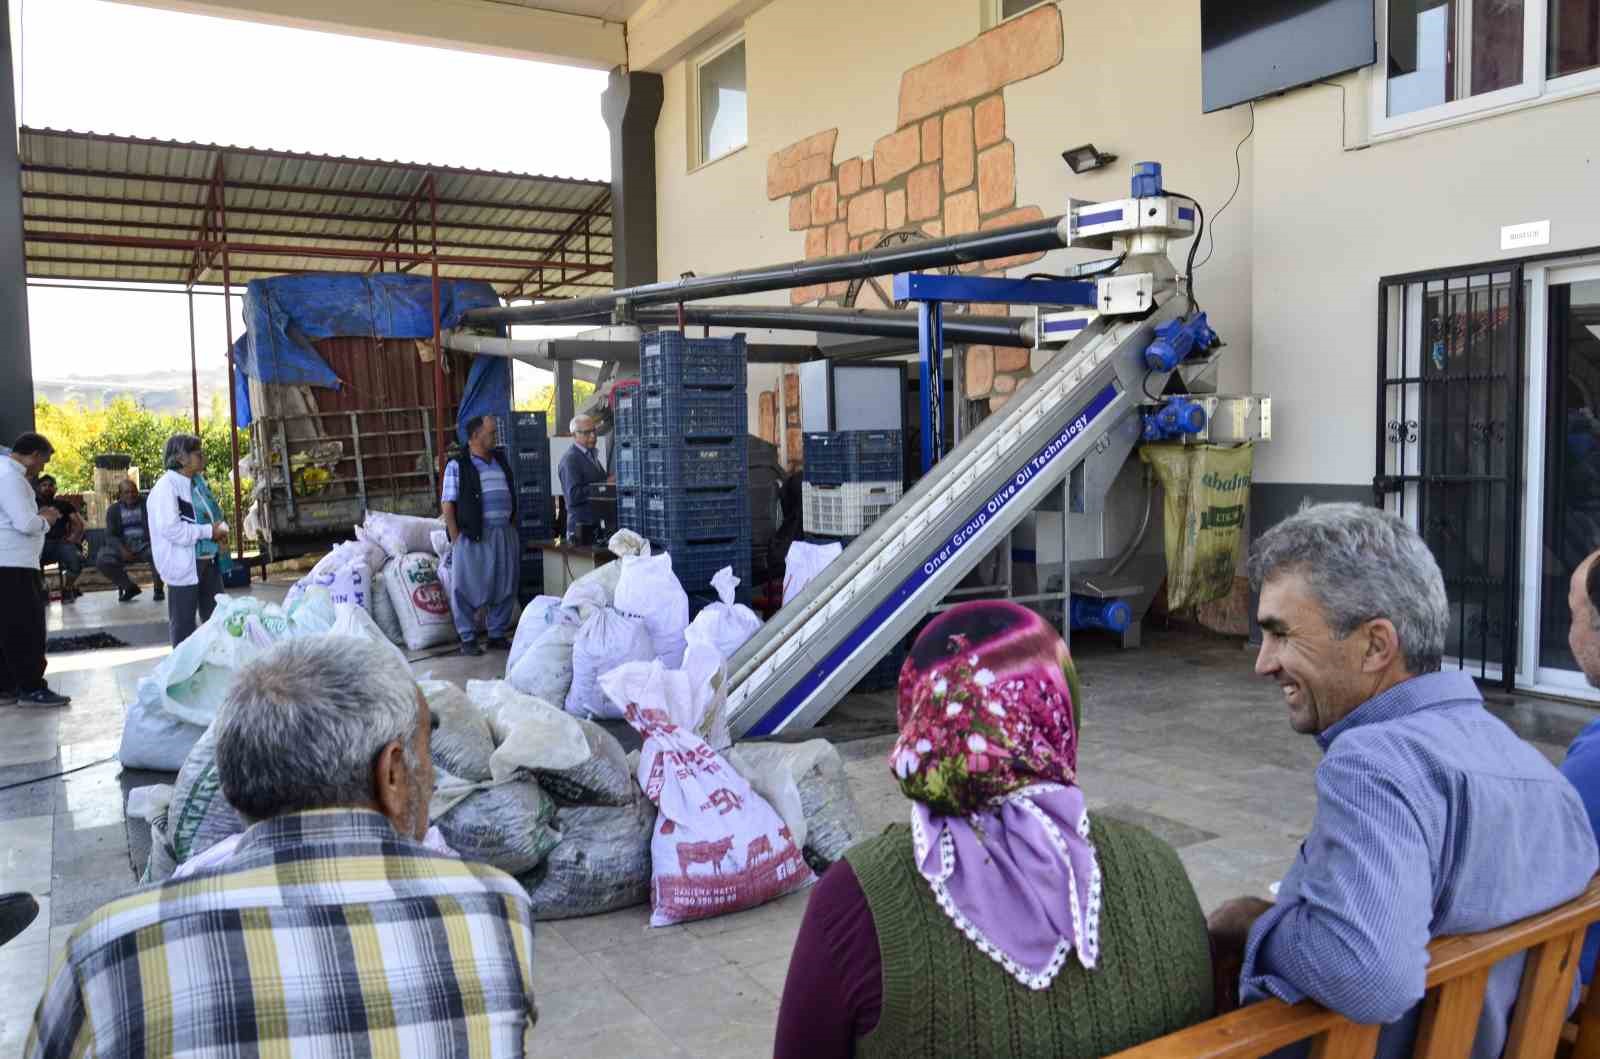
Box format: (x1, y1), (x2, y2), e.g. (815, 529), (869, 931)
(1111, 876), (1600, 1059)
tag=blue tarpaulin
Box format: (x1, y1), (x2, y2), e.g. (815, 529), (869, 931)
(232, 273), (506, 432)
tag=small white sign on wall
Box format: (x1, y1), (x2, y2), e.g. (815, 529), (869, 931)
(1501, 220), (1551, 252)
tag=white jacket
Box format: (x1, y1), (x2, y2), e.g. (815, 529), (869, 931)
(147, 470), (212, 587)
(0, 456), (48, 569)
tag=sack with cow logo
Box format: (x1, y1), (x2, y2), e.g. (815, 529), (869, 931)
(725, 739), (866, 869)
(601, 647), (814, 926)
(380, 551), (456, 651)
(517, 795), (656, 919)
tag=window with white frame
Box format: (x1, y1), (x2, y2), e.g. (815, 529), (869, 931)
(999, 0), (1050, 19)
(1375, 0), (1600, 133)
(693, 36), (747, 168)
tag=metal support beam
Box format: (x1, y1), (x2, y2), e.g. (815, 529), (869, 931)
(430, 174), (447, 484)
(554, 360), (577, 438)
(0, 0), (35, 439)
(464, 214), (1066, 327)
(187, 290), (200, 432)
(215, 154), (244, 559)
(892, 272), (1097, 307)
(600, 68), (663, 291)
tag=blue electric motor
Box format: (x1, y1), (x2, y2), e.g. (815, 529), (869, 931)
(1131, 161), (1163, 199)
(1144, 311), (1218, 372)
(1141, 396), (1209, 442)
(1071, 595), (1132, 634)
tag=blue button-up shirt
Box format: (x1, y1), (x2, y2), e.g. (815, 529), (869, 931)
(1242, 670), (1597, 1058)
(1560, 717), (1600, 983)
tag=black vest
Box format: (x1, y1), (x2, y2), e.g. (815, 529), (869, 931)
(452, 450), (517, 542)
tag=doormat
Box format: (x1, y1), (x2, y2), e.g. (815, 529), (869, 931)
(47, 632), (129, 653)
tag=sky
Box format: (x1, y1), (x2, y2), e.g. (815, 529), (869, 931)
(11, 0), (610, 407)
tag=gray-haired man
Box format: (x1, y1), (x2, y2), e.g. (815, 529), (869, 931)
(1208, 503), (1596, 1057)
(558, 414), (607, 546)
(27, 636), (538, 1057)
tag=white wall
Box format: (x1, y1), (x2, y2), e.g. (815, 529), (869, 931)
(1250, 75), (1600, 485)
(652, 0), (1257, 392)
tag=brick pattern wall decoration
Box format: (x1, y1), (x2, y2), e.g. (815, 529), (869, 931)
(765, 4), (1063, 417)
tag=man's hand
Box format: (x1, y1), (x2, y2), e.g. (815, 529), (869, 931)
(40, 506), (60, 527)
(120, 546), (136, 563)
(211, 522), (229, 545)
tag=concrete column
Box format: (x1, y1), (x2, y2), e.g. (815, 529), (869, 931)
(600, 67), (663, 290)
(0, 0), (34, 441)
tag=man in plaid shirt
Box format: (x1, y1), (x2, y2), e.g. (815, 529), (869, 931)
(27, 636), (538, 1057)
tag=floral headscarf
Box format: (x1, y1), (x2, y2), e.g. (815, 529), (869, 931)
(892, 600), (1083, 814)
(887, 601), (1100, 990)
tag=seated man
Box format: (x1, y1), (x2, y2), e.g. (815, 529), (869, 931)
(35, 474), (85, 602)
(27, 636), (539, 1057)
(1558, 547), (1600, 983)
(95, 478), (163, 602)
(1209, 503), (1596, 1057)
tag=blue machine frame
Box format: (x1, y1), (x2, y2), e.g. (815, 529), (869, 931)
(891, 272), (1098, 472)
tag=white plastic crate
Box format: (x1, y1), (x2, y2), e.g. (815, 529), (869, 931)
(803, 479), (903, 537)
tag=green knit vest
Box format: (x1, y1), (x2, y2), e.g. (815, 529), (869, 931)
(846, 815), (1213, 1059)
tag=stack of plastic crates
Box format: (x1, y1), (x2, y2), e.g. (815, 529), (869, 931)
(616, 333), (750, 592)
(611, 379), (643, 536)
(509, 411), (550, 602)
(802, 430), (903, 540)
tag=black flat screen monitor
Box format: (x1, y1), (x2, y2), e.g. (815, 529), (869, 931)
(1201, 0), (1376, 113)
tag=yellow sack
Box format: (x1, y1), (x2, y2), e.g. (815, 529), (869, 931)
(1139, 442), (1254, 610)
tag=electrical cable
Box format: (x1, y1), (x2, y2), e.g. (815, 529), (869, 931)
(1195, 102), (1254, 270)
(1142, 369), (1163, 402)
(1161, 189), (1205, 313)
(0, 756), (117, 792)
(1315, 80), (1353, 152)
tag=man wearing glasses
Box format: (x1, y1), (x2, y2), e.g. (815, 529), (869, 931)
(558, 414), (609, 546)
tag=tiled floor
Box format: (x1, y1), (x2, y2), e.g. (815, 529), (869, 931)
(0, 584), (1588, 1056)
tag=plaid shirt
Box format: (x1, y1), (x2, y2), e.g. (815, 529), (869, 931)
(27, 809), (538, 1058)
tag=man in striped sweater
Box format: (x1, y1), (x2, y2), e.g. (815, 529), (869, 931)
(441, 416), (519, 657)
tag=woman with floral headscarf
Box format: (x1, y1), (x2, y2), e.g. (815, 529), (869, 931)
(775, 601), (1213, 1058)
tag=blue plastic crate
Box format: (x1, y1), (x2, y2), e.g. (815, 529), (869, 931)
(641, 437), (746, 491)
(666, 535), (752, 591)
(512, 411), (548, 443)
(641, 487), (749, 543)
(616, 443), (640, 488)
(803, 430), (903, 486)
(641, 332), (747, 390)
(617, 488), (644, 533)
(613, 387), (641, 443)
(641, 389), (746, 440)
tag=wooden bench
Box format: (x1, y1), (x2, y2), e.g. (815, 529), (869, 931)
(1112, 877), (1600, 1058)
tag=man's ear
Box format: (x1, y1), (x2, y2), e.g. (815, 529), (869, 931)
(371, 741), (410, 823)
(1362, 618), (1403, 673)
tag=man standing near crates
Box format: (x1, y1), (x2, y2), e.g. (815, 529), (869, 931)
(441, 416), (518, 658)
(559, 414), (608, 546)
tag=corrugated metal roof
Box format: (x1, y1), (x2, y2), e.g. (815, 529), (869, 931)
(19, 127), (613, 300)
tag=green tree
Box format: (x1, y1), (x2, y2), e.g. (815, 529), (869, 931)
(515, 379), (596, 415)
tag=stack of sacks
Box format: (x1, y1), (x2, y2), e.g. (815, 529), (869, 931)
(119, 591), (386, 771)
(600, 646), (815, 927)
(460, 679), (656, 919)
(503, 528), (654, 708)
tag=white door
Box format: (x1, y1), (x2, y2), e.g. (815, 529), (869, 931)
(1519, 262), (1600, 698)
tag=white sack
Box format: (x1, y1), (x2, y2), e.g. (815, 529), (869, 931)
(370, 561), (406, 647)
(506, 604), (580, 704)
(783, 540), (843, 605)
(508, 596), (562, 674)
(420, 679), (496, 782)
(119, 698), (207, 771)
(684, 566), (763, 662)
(363, 511), (446, 561)
(169, 725), (245, 863)
(602, 654), (813, 926)
(468, 680), (634, 805)
(380, 551), (455, 651)
(615, 552), (690, 668)
(725, 740), (866, 866)
(567, 607), (655, 720)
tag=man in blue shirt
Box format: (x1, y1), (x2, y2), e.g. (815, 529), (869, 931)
(1209, 502), (1596, 1057)
(440, 416), (519, 658)
(1558, 548), (1600, 984)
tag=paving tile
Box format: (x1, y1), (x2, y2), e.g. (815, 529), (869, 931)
(589, 929), (729, 984)
(1094, 803), (1218, 850)
(0, 814), (55, 893)
(0, 764), (59, 822)
(531, 924), (609, 995)
(531, 977), (654, 1047)
(548, 902), (677, 954)
(533, 1017), (689, 1059)
(743, 953), (794, 999)
(613, 963), (777, 1040)
(0, 711), (62, 768)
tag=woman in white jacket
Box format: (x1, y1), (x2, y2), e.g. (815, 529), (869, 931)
(147, 434), (229, 647)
